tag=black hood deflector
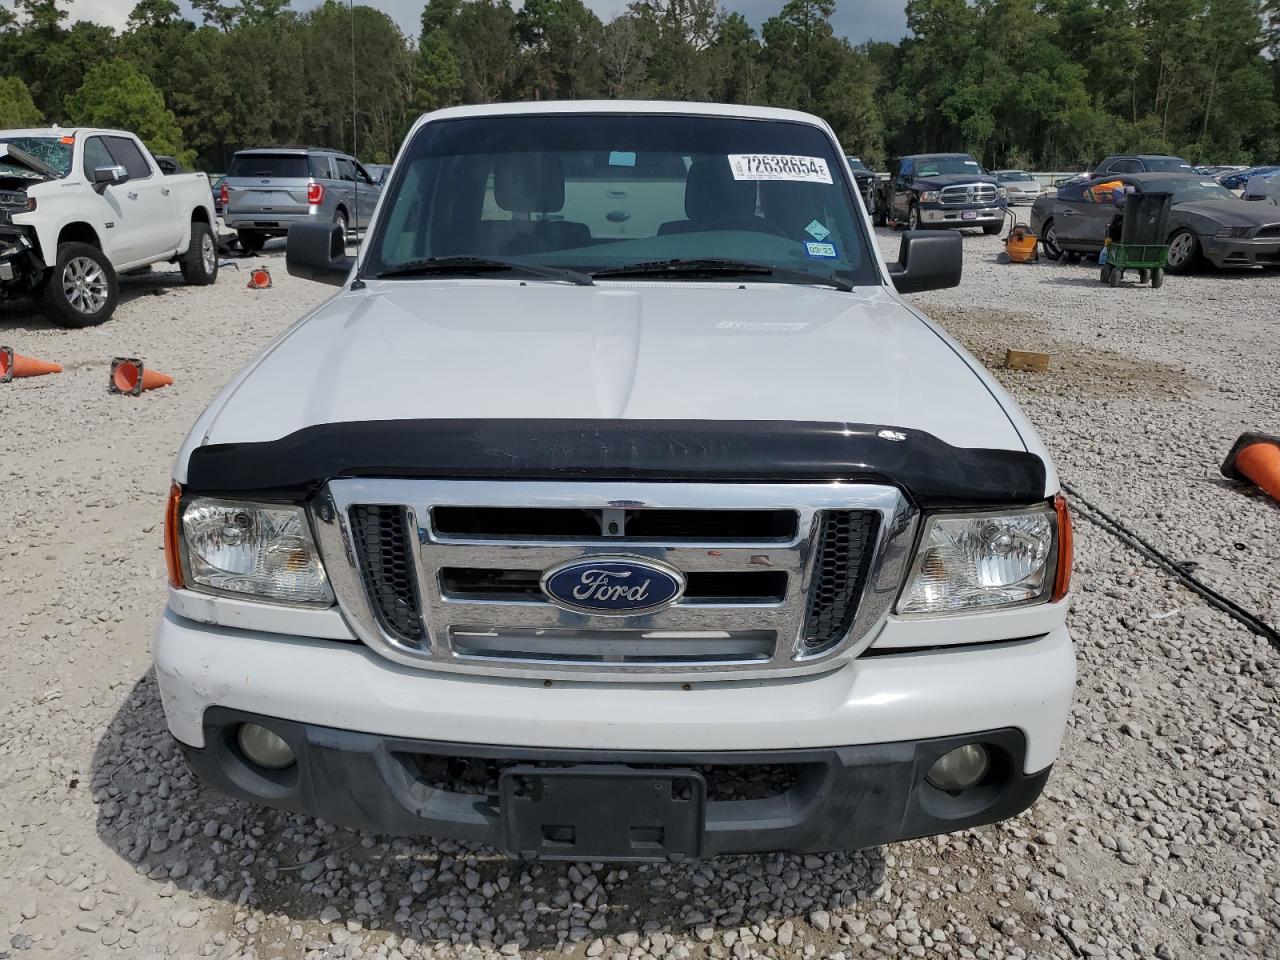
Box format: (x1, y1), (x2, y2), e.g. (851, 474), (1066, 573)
(185, 419), (1046, 509)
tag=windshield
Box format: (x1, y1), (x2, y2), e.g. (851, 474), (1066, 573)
(365, 113), (878, 286)
(1162, 179), (1239, 203)
(0, 136), (72, 178)
(845, 157), (870, 173)
(1145, 157), (1193, 172)
(229, 153), (308, 178)
(915, 156), (983, 176)
(997, 171), (1034, 182)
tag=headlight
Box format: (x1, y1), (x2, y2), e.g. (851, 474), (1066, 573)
(181, 497), (333, 604)
(1214, 226), (1249, 238)
(897, 505), (1057, 616)
(919, 191), (940, 203)
(997, 187), (1007, 199)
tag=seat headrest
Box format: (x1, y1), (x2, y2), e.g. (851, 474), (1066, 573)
(494, 153), (566, 214)
(685, 158), (757, 222)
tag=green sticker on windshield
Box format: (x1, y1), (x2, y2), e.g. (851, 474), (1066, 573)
(805, 220), (830, 241)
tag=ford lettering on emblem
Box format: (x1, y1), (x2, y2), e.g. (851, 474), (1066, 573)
(541, 557), (685, 615)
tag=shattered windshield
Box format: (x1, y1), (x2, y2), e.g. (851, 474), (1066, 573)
(0, 136), (72, 179)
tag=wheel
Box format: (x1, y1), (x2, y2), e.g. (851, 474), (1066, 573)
(39, 242), (119, 328)
(907, 203), (921, 230)
(237, 229), (266, 254)
(982, 222), (1001, 235)
(1138, 268), (1150, 283)
(872, 191), (887, 227)
(1151, 268), (1164, 288)
(1165, 228), (1199, 274)
(1040, 220), (1063, 260)
(1108, 266), (1122, 287)
(1100, 263), (1112, 283)
(334, 208), (349, 246)
(179, 222), (218, 285)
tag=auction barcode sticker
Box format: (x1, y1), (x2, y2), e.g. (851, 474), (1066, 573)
(728, 154), (832, 184)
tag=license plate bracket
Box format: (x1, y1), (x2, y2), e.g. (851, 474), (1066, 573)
(500, 766), (705, 862)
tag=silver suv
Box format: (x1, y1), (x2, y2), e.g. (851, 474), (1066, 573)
(222, 147), (381, 253)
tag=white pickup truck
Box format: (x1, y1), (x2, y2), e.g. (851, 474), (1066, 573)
(155, 102), (1075, 862)
(0, 128), (218, 327)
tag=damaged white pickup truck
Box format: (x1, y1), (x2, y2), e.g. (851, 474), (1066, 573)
(0, 128), (217, 326)
(155, 101), (1075, 862)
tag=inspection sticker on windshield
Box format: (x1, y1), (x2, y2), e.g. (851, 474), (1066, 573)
(729, 154), (832, 184)
(805, 241), (837, 258)
(805, 219), (831, 241)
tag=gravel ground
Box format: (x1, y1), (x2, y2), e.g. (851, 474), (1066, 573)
(1, 231), (1277, 960)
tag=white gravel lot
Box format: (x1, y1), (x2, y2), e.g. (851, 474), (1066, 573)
(1, 232), (1276, 960)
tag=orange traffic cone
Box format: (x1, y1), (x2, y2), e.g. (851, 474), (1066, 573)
(1, 346), (62, 383)
(110, 357), (173, 396)
(247, 266), (272, 289)
(1221, 432), (1280, 503)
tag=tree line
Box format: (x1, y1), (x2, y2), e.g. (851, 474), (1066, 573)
(1, 0), (1277, 172)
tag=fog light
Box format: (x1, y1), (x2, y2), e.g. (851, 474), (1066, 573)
(237, 724), (295, 770)
(926, 743), (989, 792)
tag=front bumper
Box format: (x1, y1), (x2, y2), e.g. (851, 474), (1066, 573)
(0, 225), (45, 290)
(182, 710), (1050, 859)
(1202, 234), (1280, 268)
(155, 610), (1074, 855)
(919, 206), (1004, 226)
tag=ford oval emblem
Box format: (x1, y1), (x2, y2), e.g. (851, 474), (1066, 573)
(541, 556), (685, 616)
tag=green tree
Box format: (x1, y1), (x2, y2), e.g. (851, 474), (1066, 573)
(64, 60), (192, 164)
(0, 75), (43, 126)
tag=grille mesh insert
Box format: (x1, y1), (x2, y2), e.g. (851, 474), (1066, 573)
(801, 511), (880, 651)
(349, 505), (424, 644)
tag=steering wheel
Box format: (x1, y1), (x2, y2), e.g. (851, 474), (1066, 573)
(698, 215), (789, 238)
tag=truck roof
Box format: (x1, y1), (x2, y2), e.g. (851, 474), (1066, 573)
(0, 127), (137, 138)
(412, 100), (831, 131)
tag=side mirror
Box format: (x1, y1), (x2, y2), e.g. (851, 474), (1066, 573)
(888, 230), (962, 294)
(92, 164), (128, 192)
(287, 222), (355, 286)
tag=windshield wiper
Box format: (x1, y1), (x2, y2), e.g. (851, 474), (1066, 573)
(373, 255), (593, 286)
(591, 257), (853, 292)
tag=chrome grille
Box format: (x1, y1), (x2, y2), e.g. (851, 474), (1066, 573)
(316, 480), (917, 681)
(940, 183), (998, 205)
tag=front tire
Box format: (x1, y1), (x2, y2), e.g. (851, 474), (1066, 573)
(1040, 219), (1063, 260)
(180, 222), (218, 285)
(873, 192), (887, 227)
(1151, 267), (1165, 288)
(1165, 228), (1199, 274)
(39, 242), (119, 328)
(908, 203), (921, 230)
(237, 229), (266, 254)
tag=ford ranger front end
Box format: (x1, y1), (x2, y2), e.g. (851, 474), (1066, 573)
(154, 101), (1075, 862)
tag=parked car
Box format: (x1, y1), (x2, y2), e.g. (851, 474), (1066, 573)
(366, 163), (392, 185)
(871, 153), (1007, 233)
(1090, 154), (1193, 175)
(993, 170), (1043, 204)
(1219, 165), (1279, 191)
(221, 146), (382, 254)
(155, 100), (1077, 862)
(1030, 172), (1280, 273)
(210, 174), (226, 215)
(844, 155), (877, 208)
(0, 127), (217, 326)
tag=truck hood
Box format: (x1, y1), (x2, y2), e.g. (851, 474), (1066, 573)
(200, 281), (1023, 452)
(913, 173), (998, 190)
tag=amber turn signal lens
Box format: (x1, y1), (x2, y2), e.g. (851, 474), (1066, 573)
(165, 484), (184, 589)
(1052, 493), (1073, 602)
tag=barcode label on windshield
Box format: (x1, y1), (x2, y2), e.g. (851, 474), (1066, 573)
(728, 155), (832, 184)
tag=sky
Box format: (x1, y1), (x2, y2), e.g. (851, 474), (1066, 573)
(65, 0), (910, 44)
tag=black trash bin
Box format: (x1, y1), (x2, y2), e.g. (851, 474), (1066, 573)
(1120, 192), (1172, 245)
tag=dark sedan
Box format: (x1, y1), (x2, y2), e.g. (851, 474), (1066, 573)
(1219, 165), (1279, 191)
(1030, 172), (1280, 273)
